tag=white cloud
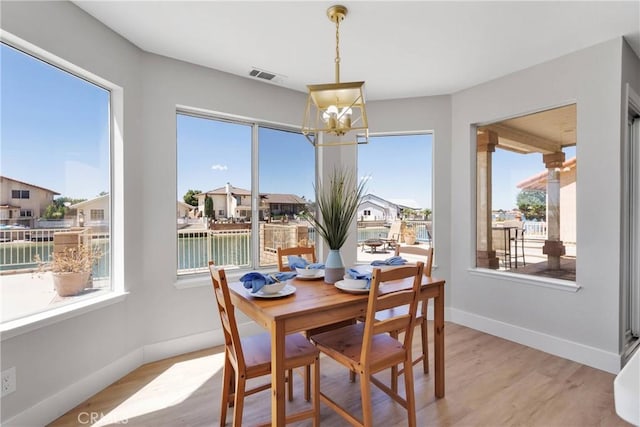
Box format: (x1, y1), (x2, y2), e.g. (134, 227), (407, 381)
(211, 164), (228, 171)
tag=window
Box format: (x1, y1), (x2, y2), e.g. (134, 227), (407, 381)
(176, 113), (314, 275)
(11, 190), (29, 199)
(258, 127), (314, 266)
(622, 86), (640, 356)
(0, 42), (112, 323)
(475, 105), (576, 282)
(357, 134), (433, 263)
(90, 209), (105, 221)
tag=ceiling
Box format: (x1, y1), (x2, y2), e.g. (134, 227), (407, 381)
(72, 1), (639, 101)
(479, 104), (576, 155)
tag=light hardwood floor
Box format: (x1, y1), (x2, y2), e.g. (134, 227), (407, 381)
(49, 322), (629, 426)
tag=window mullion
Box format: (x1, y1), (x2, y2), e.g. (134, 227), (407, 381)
(251, 123), (260, 269)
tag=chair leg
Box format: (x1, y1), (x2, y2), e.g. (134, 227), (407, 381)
(420, 303), (429, 374)
(390, 330), (400, 394)
(232, 373), (246, 427)
(287, 368), (294, 402)
(312, 356), (320, 427)
(220, 358), (233, 427)
(403, 359), (417, 427)
(304, 365), (311, 401)
(360, 370), (373, 427)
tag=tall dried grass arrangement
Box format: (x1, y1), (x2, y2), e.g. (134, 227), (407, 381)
(304, 168), (367, 250)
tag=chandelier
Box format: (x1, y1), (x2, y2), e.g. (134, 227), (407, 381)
(302, 5), (369, 147)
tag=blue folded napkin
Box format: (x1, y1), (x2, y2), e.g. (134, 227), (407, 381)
(370, 256), (407, 266)
(346, 268), (372, 289)
(287, 256), (308, 270)
(240, 271), (297, 293)
(287, 255), (325, 270)
(306, 262), (325, 269)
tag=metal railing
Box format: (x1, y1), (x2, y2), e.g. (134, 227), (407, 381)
(0, 229), (56, 271)
(0, 228), (109, 278)
(405, 221), (432, 243)
(177, 229), (251, 274)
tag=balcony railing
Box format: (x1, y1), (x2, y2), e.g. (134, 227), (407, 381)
(0, 228), (109, 278)
(177, 229), (251, 274)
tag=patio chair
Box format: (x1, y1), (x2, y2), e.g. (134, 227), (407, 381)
(504, 220), (526, 267)
(375, 246), (434, 392)
(310, 262), (424, 427)
(492, 226), (512, 269)
(380, 220), (402, 249)
(208, 261), (320, 426)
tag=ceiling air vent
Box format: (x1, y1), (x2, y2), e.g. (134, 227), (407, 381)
(248, 67), (284, 83)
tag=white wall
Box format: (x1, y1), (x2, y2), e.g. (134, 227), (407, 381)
(450, 38), (626, 372)
(1, 1), (144, 424)
(137, 52), (307, 348)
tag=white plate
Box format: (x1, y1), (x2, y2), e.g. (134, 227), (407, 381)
(335, 280), (370, 294)
(296, 270), (325, 280)
(249, 284), (297, 298)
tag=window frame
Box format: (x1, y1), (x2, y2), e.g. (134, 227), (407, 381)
(471, 105), (580, 292)
(0, 37), (117, 329)
(90, 209), (105, 221)
(176, 108), (313, 276)
(356, 131), (435, 264)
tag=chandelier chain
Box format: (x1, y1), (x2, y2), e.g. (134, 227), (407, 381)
(335, 17), (341, 83)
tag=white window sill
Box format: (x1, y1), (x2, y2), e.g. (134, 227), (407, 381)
(469, 268), (581, 292)
(1, 291), (129, 341)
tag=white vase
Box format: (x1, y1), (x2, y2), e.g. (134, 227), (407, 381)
(324, 249), (345, 284)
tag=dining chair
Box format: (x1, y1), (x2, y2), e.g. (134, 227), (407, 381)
(276, 245), (316, 271)
(375, 246), (434, 393)
(310, 262), (424, 427)
(276, 245), (355, 401)
(208, 261), (320, 427)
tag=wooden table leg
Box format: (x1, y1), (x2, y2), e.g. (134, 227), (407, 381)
(434, 283), (445, 398)
(271, 321), (286, 426)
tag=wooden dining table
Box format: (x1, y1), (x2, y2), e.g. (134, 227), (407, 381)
(228, 273), (446, 426)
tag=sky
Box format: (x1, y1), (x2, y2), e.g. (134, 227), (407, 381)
(2, 41), (573, 212)
(177, 119), (433, 209)
(1, 43), (110, 200)
(492, 145), (576, 210)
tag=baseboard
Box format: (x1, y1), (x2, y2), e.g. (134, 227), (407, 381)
(4, 320), (263, 427)
(4, 348), (143, 427)
(449, 307), (621, 374)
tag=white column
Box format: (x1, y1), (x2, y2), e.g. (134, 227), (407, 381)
(542, 152), (566, 270)
(476, 130), (499, 269)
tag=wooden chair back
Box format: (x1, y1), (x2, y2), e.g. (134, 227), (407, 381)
(362, 262), (424, 363)
(395, 246), (434, 276)
(208, 261), (245, 372)
(276, 246), (316, 271)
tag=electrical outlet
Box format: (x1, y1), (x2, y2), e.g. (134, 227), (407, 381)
(1, 367), (16, 396)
